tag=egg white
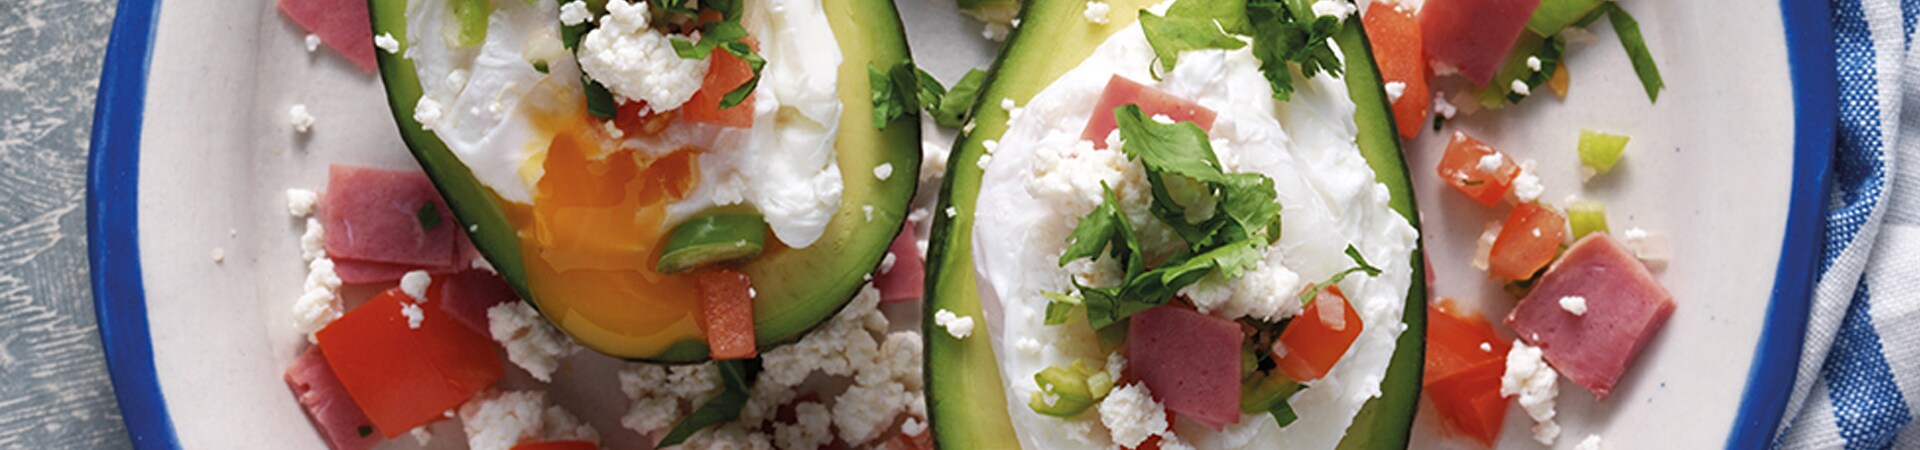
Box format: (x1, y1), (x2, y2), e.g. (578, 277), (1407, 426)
(970, 7), (1419, 449)
(405, 0), (845, 248)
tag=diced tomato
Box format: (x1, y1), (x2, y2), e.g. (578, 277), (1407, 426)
(512, 440), (598, 450)
(680, 39), (758, 128)
(1424, 299), (1509, 383)
(613, 101), (677, 138)
(1489, 202), (1567, 280)
(316, 288), (502, 437)
(695, 268), (758, 360)
(1082, 75), (1217, 149)
(1418, 0), (1542, 85)
(1363, 2), (1430, 139)
(1436, 132), (1521, 207)
(1274, 287), (1363, 382)
(1424, 358), (1509, 447)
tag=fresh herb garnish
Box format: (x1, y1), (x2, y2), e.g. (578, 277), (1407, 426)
(357, 425), (374, 437)
(869, 63), (919, 128)
(933, 69), (989, 128)
(870, 62), (990, 129)
(1297, 245), (1381, 304)
(1138, 8), (1248, 73)
(657, 359), (759, 447)
(1245, 0), (1345, 101)
(671, 20), (766, 109)
(416, 201), (442, 231)
(1604, 3), (1663, 102)
(1042, 291), (1083, 325)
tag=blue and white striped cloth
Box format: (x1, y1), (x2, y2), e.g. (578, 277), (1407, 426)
(1774, 0), (1920, 448)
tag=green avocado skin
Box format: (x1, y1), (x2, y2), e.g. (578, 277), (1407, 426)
(920, 2), (1427, 448)
(367, 0), (922, 363)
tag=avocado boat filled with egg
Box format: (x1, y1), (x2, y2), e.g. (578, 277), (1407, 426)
(369, 0), (919, 362)
(923, 0), (1428, 447)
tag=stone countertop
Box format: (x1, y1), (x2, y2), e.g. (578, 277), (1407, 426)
(0, 0), (135, 447)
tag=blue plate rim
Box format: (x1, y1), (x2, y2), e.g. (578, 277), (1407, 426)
(81, 1), (1836, 448)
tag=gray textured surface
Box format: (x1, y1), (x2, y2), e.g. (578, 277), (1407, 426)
(0, 0), (135, 447)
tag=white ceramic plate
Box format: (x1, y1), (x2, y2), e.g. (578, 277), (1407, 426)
(87, 0), (1834, 448)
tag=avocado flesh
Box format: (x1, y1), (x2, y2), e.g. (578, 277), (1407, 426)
(920, 2), (1427, 448)
(368, 0), (921, 363)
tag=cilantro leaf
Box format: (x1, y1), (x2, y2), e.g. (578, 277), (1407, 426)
(1297, 245), (1383, 304)
(1139, 10), (1248, 73)
(1113, 105), (1281, 247)
(869, 63), (916, 128)
(1245, 0), (1344, 101)
(670, 21), (764, 110)
(1167, 0), (1251, 34)
(1605, 3), (1664, 102)
(416, 201), (443, 231)
(933, 69), (989, 128)
(657, 359), (759, 447)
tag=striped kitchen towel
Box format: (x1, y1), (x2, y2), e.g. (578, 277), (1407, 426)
(1773, 0), (1920, 448)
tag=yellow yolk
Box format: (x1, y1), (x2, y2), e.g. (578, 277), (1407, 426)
(503, 109), (711, 358)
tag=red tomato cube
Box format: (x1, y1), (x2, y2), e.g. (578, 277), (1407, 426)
(1489, 202), (1568, 280)
(1437, 132), (1521, 207)
(316, 288), (503, 436)
(680, 39), (758, 128)
(695, 268), (758, 360)
(1363, 2), (1431, 139)
(1275, 287), (1364, 383)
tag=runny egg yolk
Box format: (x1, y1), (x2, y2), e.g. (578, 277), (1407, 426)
(503, 108), (711, 358)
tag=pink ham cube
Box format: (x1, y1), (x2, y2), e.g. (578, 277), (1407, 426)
(874, 226), (925, 303)
(1419, 0), (1542, 85)
(1082, 75), (1217, 149)
(1127, 305), (1242, 429)
(430, 269), (522, 335)
(285, 346), (380, 450)
(1506, 234), (1675, 400)
(277, 0), (377, 72)
(322, 166), (459, 268)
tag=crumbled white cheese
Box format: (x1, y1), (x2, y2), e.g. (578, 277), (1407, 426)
(472, 255), (496, 273)
(458, 391), (599, 450)
(1105, 352), (1127, 381)
(874, 162), (894, 181)
(1384, 81), (1406, 103)
(1311, 0), (1357, 20)
(577, 0), (710, 111)
(1099, 383), (1169, 448)
(373, 33), (400, 54)
(1559, 295), (1588, 316)
(303, 34), (321, 52)
(1433, 96), (1458, 119)
(1472, 221), (1501, 271)
(977, 153), (993, 169)
(1083, 1), (1112, 24)
(1510, 79), (1532, 97)
(1575, 434), (1605, 450)
(401, 302), (425, 329)
(863, 204), (875, 222)
(879, 252), (898, 274)
(1479, 341), (1494, 352)
(413, 97), (444, 131)
(1501, 340), (1561, 445)
(1527, 56), (1544, 72)
(408, 426), (432, 445)
(1511, 161), (1543, 202)
(292, 255), (342, 343)
(901, 417), (928, 436)
(288, 104), (315, 133)
(286, 189), (318, 217)
(983, 22), (1012, 41)
(921, 141), (950, 183)
(487, 301), (578, 382)
(774, 401), (834, 449)
(1477, 154), (1504, 173)
(1016, 337), (1044, 355)
(933, 309), (975, 339)
(558, 0), (594, 25)
(400, 270), (432, 303)
(945, 207), (958, 218)
(207, 247), (224, 263)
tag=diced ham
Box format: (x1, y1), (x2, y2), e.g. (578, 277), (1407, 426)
(874, 226), (924, 303)
(1505, 234), (1675, 399)
(323, 166), (459, 268)
(332, 231), (479, 284)
(1418, 0), (1541, 85)
(285, 346), (381, 450)
(1127, 305), (1241, 429)
(1082, 75), (1217, 149)
(428, 269), (522, 335)
(277, 0), (376, 72)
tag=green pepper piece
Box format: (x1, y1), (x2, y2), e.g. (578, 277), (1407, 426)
(1240, 372), (1304, 414)
(1568, 200), (1609, 240)
(656, 213), (768, 273)
(1029, 365), (1099, 417)
(1578, 129), (1630, 176)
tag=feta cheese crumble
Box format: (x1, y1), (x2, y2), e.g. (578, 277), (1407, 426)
(1084, 1), (1112, 24)
(1501, 340), (1561, 445)
(304, 34), (321, 52)
(1384, 81), (1406, 103)
(1559, 295), (1588, 316)
(1433, 96), (1458, 119)
(1510, 79), (1532, 97)
(1575, 434), (1606, 450)
(874, 162), (894, 180)
(413, 97), (444, 131)
(210, 248), (225, 263)
(933, 309), (975, 339)
(1527, 55), (1543, 72)
(577, 0), (710, 111)
(983, 22), (1012, 41)
(401, 302), (425, 329)
(373, 33), (401, 54)
(285, 189), (318, 217)
(558, 0), (594, 25)
(288, 104), (315, 133)
(1477, 154), (1504, 173)
(1098, 383), (1169, 448)
(1511, 161), (1544, 202)
(1311, 0), (1357, 20)
(400, 270), (432, 303)
(487, 301), (578, 382)
(458, 390), (599, 450)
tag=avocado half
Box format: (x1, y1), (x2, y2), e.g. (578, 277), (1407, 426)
(368, 0), (921, 362)
(920, 1), (1429, 447)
